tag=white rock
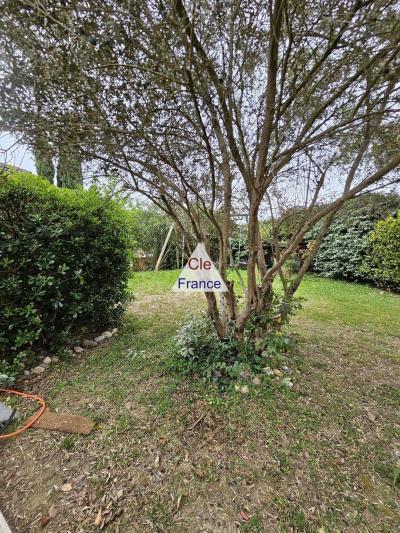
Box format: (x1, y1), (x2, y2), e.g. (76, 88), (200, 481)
(52, 356), (60, 363)
(262, 367), (273, 376)
(74, 346), (84, 353)
(82, 339), (98, 348)
(94, 336), (105, 343)
(282, 377), (294, 388)
(101, 331), (112, 339)
(282, 366), (289, 372)
(32, 366), (45, 374)
(43, 356), (52, 365)
(111, 328), (118, 335)
(23, 370), (30, 376)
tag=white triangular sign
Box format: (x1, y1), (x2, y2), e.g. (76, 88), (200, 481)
(172, 242), (228, 292)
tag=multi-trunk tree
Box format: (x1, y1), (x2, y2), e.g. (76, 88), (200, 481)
(0, 0), (399, 339)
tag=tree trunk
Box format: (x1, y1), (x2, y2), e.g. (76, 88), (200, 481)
(34, 135), (54, 184)
(57, 142), (83, 188)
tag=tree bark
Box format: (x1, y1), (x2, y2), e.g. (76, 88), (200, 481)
(57, 142), (83, 189)
(34, 135), (54, 184)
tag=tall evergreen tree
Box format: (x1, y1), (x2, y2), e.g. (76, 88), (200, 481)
(57, 140), (83, 188)
(34, 134), (54, 183)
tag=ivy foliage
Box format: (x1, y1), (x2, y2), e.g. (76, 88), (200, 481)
(0, 169), (131, 380)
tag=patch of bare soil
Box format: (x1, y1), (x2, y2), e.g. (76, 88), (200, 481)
(128, 291), (205, 317)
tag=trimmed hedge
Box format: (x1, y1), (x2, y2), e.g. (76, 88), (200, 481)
(0, 169), (131, 380)
(361, 212), (400, 290)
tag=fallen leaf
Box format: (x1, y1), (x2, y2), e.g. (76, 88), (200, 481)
(154, 455), (160, 467)
(240, 510), (249, 522)
(366, 411), (376, 422)
(40, 515), (51, 528)
(94, 508), (102, 527)
(60, 483), (72, 492)
(116, 489), (124, 500)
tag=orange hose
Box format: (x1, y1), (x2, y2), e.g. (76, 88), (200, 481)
(0, 388), (46, 440)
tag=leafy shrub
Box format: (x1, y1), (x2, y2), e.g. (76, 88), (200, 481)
(229, 232), (249, 266)
(229, 231), (274, 268)
(307, 217), (374, 280)
(174, 297), (299, 385)
(361, 212), (400, 290)
(246, 292), (303, 338)
(306, 193), (400, 282)
(175, 315), (222, 363)
(0, 169), (131, 380)
(174, 315), (234, 381)
(283, 256), (302, 276)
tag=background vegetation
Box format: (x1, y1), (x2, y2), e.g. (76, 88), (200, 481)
(361, 211), (400, 290)
(305, 193), (400, 287)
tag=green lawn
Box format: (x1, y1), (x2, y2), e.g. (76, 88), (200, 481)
(130, 269), (400, 337)
(297, 276), (400, 337)
(1, 272), (399, 532)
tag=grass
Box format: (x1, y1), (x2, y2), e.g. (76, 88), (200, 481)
(130, 269), (399, 337)
(296, 275), (400, 337)
(1, 271), (399, 532)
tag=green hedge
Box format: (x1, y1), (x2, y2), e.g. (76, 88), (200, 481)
(308, 217), (374, 281)
(306, 194), (400, 285)
(361, 212), (400, 290)
(0, 169), (131, 379)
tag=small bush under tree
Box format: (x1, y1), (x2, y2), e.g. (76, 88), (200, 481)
(174, 293), (301, 385)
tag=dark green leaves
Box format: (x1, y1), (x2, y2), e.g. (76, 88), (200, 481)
(0, 169), (132, 380)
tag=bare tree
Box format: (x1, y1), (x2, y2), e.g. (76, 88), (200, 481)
(0, 0), (399, 339)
